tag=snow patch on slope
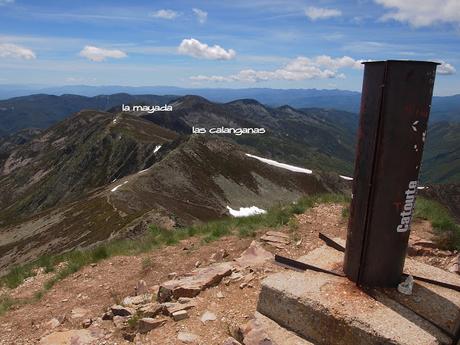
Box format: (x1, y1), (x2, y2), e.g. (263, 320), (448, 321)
(110, 180), (128, 192)
(245, 154), (312, 174)
(339, 175), (353, 181)
(227, 206), (267, 217)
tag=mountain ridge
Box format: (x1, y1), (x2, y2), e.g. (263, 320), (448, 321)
(142, 95), (357, 175)
(0, 87), (458, 119)
(0, 113), (346, 272)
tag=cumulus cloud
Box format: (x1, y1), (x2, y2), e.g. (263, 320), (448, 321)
(178, 38), (236, 60)
(79, 45), (127, 62)
(192, 8), (208, 24)
(305, 6), (342, 20)
(0, 43), (36, 59)
(375, 0), (460, 27)
(191, 55), (364, 83)
(437, 61), (456, 75)
(150, 9), (178, 20)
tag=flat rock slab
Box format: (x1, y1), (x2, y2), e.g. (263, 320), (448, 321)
(162, 301), (197, 315)
(258, 244), (458, 345)
(138, 317), (167, 333)
(260, 235), (289, 249)
(172, 310), (189, 321)
(235, 241), (274, 268)
(158, 262), (234, 301)
(138, 303), (164, 318)
(262, 235), (289, 244)
(242, 311), (314, 345)
(122, 293), (153, 307)
(261, 231), (290, 246)
(39, 329), (102, 345)
(265, 231), (290, 239)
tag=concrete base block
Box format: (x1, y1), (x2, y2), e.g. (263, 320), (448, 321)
(243, 312), (314, 345)
(257, 244), (460, 345)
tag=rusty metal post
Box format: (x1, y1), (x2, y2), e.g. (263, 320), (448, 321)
(343, 60), (439, 287)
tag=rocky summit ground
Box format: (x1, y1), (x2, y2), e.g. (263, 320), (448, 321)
(0, 203), (458, 345)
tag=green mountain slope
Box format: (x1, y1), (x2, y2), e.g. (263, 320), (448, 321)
(0, 110), (178, 221)
(421, 122), (460, 183)
(142, 96), (357, 175)
(0, 124), (345, 273)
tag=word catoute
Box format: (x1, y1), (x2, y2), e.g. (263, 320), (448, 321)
(396, 180), (418, 233)
(122, 104), (173, 113)
(192, 126), (266, 136)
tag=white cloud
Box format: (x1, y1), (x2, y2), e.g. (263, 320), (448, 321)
(305, 6), (342, 20)
(375, 0), (460, 27)
(437, 61), (456, 75)
(313, 55), (363, 70)
(191, 55), (364, 82)
(192, 8), (208, 24)
(150, 9), (178, 20)
(79, 45), (127, 62)
(0, 43), (36, 59)
(191, 75), (233, 82)
(0, 0), (14, 5)
(178, 38), (236, 60)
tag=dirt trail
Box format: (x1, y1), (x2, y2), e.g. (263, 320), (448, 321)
(0, 203), (450, 345)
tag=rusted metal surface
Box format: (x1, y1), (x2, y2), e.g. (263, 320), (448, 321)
(344, 60), (439, 287)
(320, 232), (460, 292)
(274, 254), (346, 277)
(319, 232), (345, 252)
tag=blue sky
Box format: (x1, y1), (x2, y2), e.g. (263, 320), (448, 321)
(0, 0), (459, 95)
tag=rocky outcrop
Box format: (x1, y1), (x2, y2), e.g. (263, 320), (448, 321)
(158, 262), (234, 302)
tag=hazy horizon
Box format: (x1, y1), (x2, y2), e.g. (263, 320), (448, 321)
(1, 83), (459, 98)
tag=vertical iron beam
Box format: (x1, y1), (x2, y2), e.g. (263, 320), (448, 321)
(344, 60), (439, 287)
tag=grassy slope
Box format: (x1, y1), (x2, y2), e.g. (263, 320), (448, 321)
(414, 197), (460, 249)
(0, 193), (349, 315)
(421, 122), (460, 183)
(1, 192), (459, 315)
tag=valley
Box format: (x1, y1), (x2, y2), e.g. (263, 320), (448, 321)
(0, 92), (458, 278)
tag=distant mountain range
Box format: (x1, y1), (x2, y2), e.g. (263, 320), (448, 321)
(1, 91), (458, 137)
(0, 93), (459, 183)
(0, 93), (175, 136)
(0, 105), (348, 272)
(0, 92), (458, 272)
(0, 85), (458, 120)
